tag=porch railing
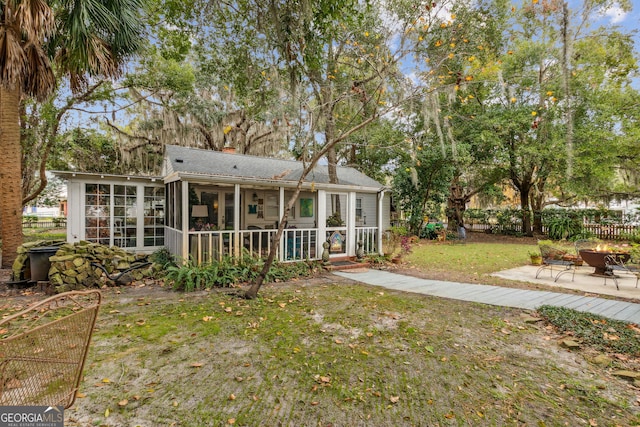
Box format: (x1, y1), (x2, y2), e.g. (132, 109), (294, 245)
(355, 227), (378, 254)
(168, 226), (378, 264)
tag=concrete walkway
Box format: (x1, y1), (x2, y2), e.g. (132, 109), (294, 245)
(332, 269), (640, 324)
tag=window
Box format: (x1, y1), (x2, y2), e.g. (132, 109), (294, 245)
(85, 184), (111, 245)
(265, 194), (279, 219)
(114, 185), (137, 247)
(84, 183), (164, 248)
(144, 187), (165, 247)
(356, 198), (363, 221)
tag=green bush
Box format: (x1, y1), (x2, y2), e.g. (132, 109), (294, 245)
(165, 255), (321, 292)
(621, 228), (640, 245)
(545, 215), (583, 240)
(151, 247), (177, 270)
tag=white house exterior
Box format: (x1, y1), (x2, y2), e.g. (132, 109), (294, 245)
(56, 145), (391, 264)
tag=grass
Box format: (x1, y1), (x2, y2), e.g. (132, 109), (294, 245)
(5, 231), (639, 425)
(56, 282), (640, 426)
(22, 227), (66, 243)
(403, 239), (537, 287)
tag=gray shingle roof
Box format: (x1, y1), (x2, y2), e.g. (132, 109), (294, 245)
(164, 145), (383, 190)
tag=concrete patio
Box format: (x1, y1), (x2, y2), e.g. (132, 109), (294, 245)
(492, 264), (640, 301)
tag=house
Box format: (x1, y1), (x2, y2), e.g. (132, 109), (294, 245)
(56, 145), (391, 264)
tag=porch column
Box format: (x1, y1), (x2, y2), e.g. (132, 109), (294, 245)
(278, 187), (285, 262)
(347, 191), (357, 256)
(317, 190), (326, 257)
(181, 180), (189, 262)
(377, 190), (385, 255)
(234, 183), (240, 258)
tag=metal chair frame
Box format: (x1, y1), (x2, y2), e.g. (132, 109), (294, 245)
(0, 290), (101, 408)
(604, 254), (640, 291)
(535, 243), (576, 282)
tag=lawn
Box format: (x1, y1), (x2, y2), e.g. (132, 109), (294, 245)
(406, 240), (534, 276)
(54, 278), (640, 426)
(3, 232), (639, 426)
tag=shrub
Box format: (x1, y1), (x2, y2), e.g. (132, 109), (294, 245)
(420, 222), (444, 240)
(165, 254), (320, 292)
(621, 228), (640, 245)
(151, 247), (176, 270)
(545, 215), (582, 240)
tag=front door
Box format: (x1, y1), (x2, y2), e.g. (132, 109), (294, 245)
(201, 190), (235, 230)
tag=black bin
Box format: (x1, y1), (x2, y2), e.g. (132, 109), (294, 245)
(28, 246), (59, 282)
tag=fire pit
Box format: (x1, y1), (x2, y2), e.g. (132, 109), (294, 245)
(579, 249), (630, 276)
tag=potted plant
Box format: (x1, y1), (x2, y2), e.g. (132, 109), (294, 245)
(529, 250), (543, 266)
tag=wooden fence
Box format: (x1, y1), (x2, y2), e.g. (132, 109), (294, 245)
(466, 222), (637, 241)
(581, 223), (638, 241)
(22, 219), (67, 229)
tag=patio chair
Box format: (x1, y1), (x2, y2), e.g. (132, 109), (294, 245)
(0, 290), (101, 408)
(574, 238), (600, 255)
(535, 243), (576, 282)
(604, 254), (640, 291)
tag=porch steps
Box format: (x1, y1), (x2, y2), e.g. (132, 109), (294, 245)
(324, 257), (369, 271)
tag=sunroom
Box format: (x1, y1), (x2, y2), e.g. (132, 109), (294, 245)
(163, 145), (390, 263)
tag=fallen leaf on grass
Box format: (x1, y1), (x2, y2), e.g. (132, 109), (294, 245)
(118, 399), (128, 407)
(229, 394), (236, 401)
(102, 378), (111, 383)
(224, 307), (233, 313)
(310, 401), (319, 406)
(191, 362), (204, 368)
(314, 375), (331, 384)
(228, 418), (236, 424)
(603, 332), (620, 341)
(76, 392), (86, 398)
(202, 316), (213, 322)
(136, 319), (146, 326)
(389, 396), (399, 404)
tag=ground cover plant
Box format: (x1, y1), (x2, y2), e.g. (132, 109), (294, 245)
(538, 305), (640, 355)
(42, 280), (640, 426)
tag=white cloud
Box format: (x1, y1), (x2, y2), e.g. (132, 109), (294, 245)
(598, 5), (627, 24)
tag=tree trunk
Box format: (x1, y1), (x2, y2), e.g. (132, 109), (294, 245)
(0, 86), (24, 268)
(530, 190), (545, 235)
(519, 184), (533, 237)
(446, 177), (468, 231)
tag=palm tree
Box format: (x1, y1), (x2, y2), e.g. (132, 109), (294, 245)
(0, 0), (144, 268)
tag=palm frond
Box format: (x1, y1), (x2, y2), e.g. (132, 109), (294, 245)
(52, 0), (145, 90)
(0, 26), (27, 86)
(15, 0), (55, 40)
(22, 42), (56, 99)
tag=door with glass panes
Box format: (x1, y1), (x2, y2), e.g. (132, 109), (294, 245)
(200, 191), (235, 229)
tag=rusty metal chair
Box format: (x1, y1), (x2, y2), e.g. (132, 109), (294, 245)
(0, 290), (101, 408)
(535, 243), (576, 282)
